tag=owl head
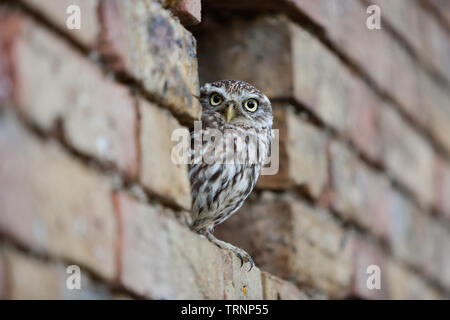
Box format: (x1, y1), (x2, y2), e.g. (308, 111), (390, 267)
(199, 80), (273, 130)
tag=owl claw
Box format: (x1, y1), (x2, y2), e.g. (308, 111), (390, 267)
(204, 231), (255, 272)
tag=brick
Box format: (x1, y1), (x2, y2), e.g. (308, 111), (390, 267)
(1, 247), (114, 299)
(385, 191), (438, 278)
(298, 0), (450, 156)
(0, 113), (117, 280)
(427, 220), (450, 289)
(1, 17), (138, 177)
(350, 236), (389, 299)
(297, 0), (428, 127)
(386, 260), (441, 299)
(215, 199), (353, 298)
(368, 0), (450, 83)
(99, 0), (201, 122)
(329, 141), (390, 236)
(22, 0), (100, 47)
(261, 272), (310, 300)
(419, 72), (450, 156)
(161, 0), (201, 26)
(197, 15), (381, 161)
(204, 1), (450, 156)
(222, 251), (263, 300)
(0, 249), (5, 299)
(258, 105), (328, 198)
(116, 191), (262, 299)
(139, 98), (192, 210)
(422, 0), (450, 27)
(380, 106), (435, 207)
(434, 158), (450, 220)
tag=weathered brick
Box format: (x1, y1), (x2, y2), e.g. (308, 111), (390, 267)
(161, 0), (201, 26)
(197, 15), (381, 161)
(427, 220), (450, 289)
(204, 0), (450, 156)
(297, 0), (450, 156)
(434, 158), (450, 220)
(215, 199), (353, 298)
(386, 260), (441, 299)
(1, 247), (114, 299)
(419, 71), (450, 156)
(350, 235), (389, 299)
(99, 0), (201, 122)
(296, 0), (428, 127)
(385, 190), (440, 279)
(422, 0), (450, 27)
(223, 251), (263, 300)
(0, 249), (5, 299)
(261, 272), (310, 300)
(0, 113), (117, 280)
(380, 106), (435, 207)
(2, 17), (138, 177)
(116, 191), (262, 299)
(258, 105), (327, 198)
(139, 98), (192, 210)
(368, 0), (450, 83)
(329, 141), (390, 236)
(22, 0), (100, 47)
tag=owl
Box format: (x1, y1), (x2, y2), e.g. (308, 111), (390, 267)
(189, 80), (273, 270)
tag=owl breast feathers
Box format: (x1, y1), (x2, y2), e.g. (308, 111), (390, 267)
(189, 80), (273, 234)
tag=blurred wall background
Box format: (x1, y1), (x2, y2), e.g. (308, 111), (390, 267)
(0, 0), (449, 299)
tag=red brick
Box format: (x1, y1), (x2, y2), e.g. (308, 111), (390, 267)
(350, 235), (389, 299)
(0, 113), (118, 280)
(431, 222), (450, 289)
(329, 141), (390, 234)
(385, 191), (437, 277)
(0, 250), (6, 299)
(419, 72), (450, 156)
(434, 158), (450, 220)
(222, 251), (263, 300)
(215, 199), (353, 298)
(422, 0), (450, 27)
(1, 17), (138, 177)
(139, 98), (192, 210)
(1, 247), (115, 299)
(261, 272), (311, 300)
(116, 191), (263, 299)
(258, 105), (328, 198)
(380, 106), (435, 207)
(369, 0), (450, 83)
(386, 260), (442, 299)
(99, 0), (201, 122)
(22, 0), (100, 47)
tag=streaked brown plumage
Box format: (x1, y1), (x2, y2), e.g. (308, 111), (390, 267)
(189, 80), (273, 270)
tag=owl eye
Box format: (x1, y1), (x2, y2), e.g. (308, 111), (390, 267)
(244, 99), (258, 112)
(210, 93), (223, 106)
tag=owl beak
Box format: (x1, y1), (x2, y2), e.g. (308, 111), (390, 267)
(226, 104), (236, 123)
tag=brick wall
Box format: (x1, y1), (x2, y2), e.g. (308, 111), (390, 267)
(0, 0), (449, 300)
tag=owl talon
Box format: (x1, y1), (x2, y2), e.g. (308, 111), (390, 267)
(204, 231), (255, 272)
(237, 253), (244, 267)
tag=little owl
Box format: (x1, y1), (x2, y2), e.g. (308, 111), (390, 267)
(189, 80), (273, 270)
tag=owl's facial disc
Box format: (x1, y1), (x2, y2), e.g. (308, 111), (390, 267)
(200, 80), (273, 129)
